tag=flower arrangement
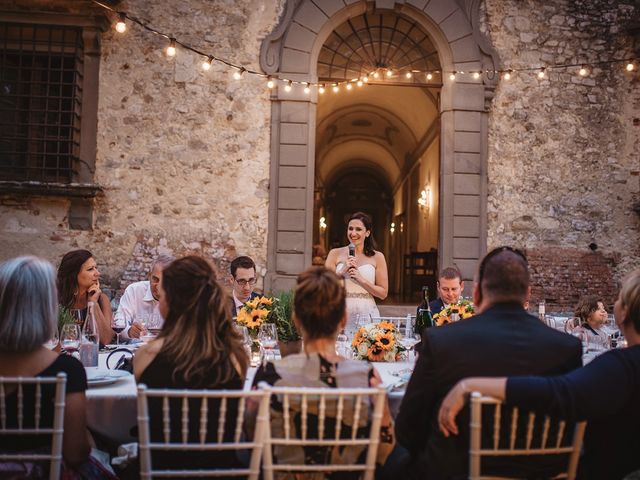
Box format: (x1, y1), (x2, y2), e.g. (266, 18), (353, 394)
(433, 299), (475, 326)
(351, 321), (405, 362)
(236, 295), (274, 333)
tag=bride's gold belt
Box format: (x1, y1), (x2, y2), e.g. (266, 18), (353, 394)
(346, 292), (373, 299)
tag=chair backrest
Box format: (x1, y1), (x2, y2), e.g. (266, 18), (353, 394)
(469, 392), (586, 480)
(136, 384), (270, 479)
(0, 373), (67, 480)
(261, 384), (386, 480)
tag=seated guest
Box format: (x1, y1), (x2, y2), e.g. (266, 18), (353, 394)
(438, 268), (640, 480)
(574, 294), (608, 348)
(0, 256), (111, 477)
(115, 254), (174, 340)
(396, 247), (582, 479)
(429, 266), (464, 315)
(57, 249), (113, 344)
(251, 266), (395, 476)
(229, 255), (260, 316)
(134, 255), (249, 473)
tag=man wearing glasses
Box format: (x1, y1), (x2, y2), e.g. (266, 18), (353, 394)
(229, 256), (260, 316)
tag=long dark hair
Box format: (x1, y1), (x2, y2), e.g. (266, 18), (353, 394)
(57, 249), (93, 309)
(349, 212), (377, 257)
(158, 256), (249, 384)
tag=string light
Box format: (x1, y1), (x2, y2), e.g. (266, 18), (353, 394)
(115, 12), (126, 33)
(386, 69), (393, 77)
(579, 65), (589, 76)
(503, 69), (512, 80)
(332, 84), (339, 93)
(449, 71), (456, 80)
(373, 71), (380, 79)
(318, 84), (325, 94)
(426, 72), (433, 81)
(267, 77), (274, 89)
(537, 67), (546, 79)
(303, 83), (311, 94)
(284, 80), (292, 92)
(201, 56), (212, 71)
(166, 38), (176, 57)
(357, 80), (363, 87)
(346, 83), (352, 90)
(233, 67), (245, 80)
(405, 71), (412, 79)
(626, 62), (635, 72)
(362, 75), (369, 83)
(473, 71), (481, 79)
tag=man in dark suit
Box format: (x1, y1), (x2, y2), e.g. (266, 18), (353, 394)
(229, 256), (260, 316)
(395, 247), (582, 479)
(428, 266), (464, 315)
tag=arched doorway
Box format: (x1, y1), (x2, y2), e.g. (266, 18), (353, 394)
(260, 0), (499, 294)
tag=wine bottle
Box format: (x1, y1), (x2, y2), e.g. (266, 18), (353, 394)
(415, 286), (434, 334)
(79, 302), (99, 367)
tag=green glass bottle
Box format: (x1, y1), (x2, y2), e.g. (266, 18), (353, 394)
(415, 286), (434, 335)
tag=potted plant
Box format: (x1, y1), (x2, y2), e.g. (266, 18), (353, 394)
(270, 290), (302, 357)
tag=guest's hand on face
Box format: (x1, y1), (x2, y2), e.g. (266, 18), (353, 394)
(88, 280), (101, 303)
(128, 321), (143, 339)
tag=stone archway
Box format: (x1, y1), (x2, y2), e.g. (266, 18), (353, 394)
(260, 0), (500, 292)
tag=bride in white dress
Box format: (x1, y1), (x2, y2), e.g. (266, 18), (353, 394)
(325, 212), (389, 334)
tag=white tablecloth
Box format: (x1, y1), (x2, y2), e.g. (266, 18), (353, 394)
(86, 352), (414, 444)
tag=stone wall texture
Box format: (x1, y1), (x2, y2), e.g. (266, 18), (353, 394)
(483, 0), (640, 307)
(0, 0), (283, 293)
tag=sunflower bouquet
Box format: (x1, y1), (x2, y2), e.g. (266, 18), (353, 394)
(351, 321), (405, 362)
(433, 299), (475, 326)
(236, 295), (274, 334)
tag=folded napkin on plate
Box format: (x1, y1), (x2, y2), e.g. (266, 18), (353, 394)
(111, 443), (138, 468)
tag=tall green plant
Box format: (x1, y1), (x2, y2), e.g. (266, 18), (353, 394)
(269, 290), (300, 342)
(58, 306), (76, 332)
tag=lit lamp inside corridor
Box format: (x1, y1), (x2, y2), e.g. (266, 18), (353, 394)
(418, 186), (432, 216)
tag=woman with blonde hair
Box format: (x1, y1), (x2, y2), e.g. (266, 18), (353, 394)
(134, 255), (249, 472)
(438, 269), (640, 480)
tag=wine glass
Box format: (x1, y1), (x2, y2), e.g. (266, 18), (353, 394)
(44, 328), (59, 350)
(61, 324), (81, 357)
(235, 324), (253, 363)
(258, 323), (278, 365)
(112, 316), (126, 345)
(398, 331), (421, 363)
(69, 308), (85, 326)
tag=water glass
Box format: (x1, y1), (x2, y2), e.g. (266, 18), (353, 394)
(258, 323), (278, 365)
(44, 329), (59, 350)
(235, 324), (253, 362)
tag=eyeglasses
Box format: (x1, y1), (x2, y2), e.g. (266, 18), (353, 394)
(235, 278), (257, 287)
(478, 246), (528, 285)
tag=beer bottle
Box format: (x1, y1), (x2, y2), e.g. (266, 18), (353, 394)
(415, 286), (434, 334)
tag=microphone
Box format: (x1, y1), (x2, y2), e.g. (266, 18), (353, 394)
(348, 243), (355, 257)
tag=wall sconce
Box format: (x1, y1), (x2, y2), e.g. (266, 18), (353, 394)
(319, 216), (327, 230)
(390, 222), (395, 234)
(418, 186), (432, 215)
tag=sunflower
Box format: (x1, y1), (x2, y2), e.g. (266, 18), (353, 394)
(258, 296), (273, 306)
(375, 332), (395, 351)
(352, 328), (365, 347)
(378, 321), (395, 331)
(245, 297), (260, 309)
(367, 345), (386, 362)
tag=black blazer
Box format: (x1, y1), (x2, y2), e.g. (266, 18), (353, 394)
(229, 291), (260, 317)
(429, 297), (446, 315)
(395, 302), (582, 480)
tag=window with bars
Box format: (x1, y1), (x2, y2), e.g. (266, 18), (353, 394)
(0, 22), (84, 183)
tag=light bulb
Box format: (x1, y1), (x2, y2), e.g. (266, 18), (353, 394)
(373, 72), (380, 79)
(115, 13), (126, 33)
(233, 68), (245, 80)
(266, 77), (275, 89)
(426, 72), (433, 81)
(346, 83), (352, 90)
(537, 68), (546, 79)
(386, 69), (393, 77)
(362, 76), (369, 83)
(473, 71), (480, 79)
(579, 65), (588, 76)
(319, 85), (325, 94)
(357, 80), (363, 87)
(405, 71), (412, 79)
(284, 80), (292, 92)
(449, 71), (456, 81)
(166, 39), (176, 57)
(626, 62), (635, 72)
(202, 57), (212, 71)
(304, 83), (310, 94)
(503, 70), (512, 80)
(332, 85), (339, 93)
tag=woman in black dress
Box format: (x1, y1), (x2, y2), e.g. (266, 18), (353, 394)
(134, 255), (250, 474)
(438, 269), (640, 480)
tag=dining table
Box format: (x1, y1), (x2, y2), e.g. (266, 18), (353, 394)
(86, 348), (413, 446)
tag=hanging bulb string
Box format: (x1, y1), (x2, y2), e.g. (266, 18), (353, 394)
(92, 0), (637, 90)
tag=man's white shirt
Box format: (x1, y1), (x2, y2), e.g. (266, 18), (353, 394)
(115, 280), (162, 339)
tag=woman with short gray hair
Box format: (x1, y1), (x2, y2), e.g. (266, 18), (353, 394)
(0, 256), (93, 474)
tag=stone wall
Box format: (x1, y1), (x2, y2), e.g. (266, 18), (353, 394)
(0, 0), (282, 293)
(483, 0), (640, 307)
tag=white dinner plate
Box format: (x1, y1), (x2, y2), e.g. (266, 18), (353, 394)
(86, 369), (131, 387)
